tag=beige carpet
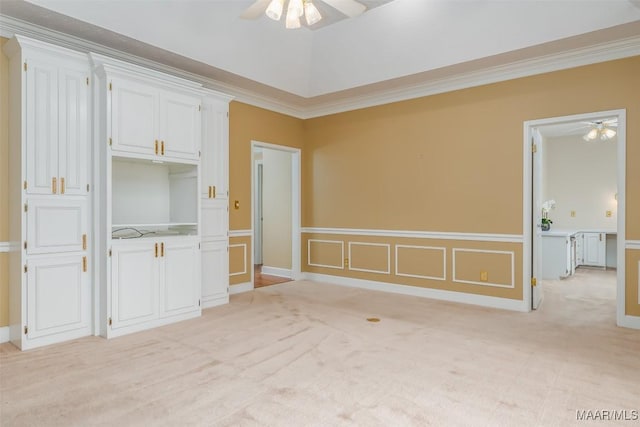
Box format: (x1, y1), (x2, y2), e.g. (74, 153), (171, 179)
(1, 270), (639, 426)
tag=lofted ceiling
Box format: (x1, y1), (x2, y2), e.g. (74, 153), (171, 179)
(1, 0), (640, 117)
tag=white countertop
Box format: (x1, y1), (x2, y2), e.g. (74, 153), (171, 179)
(540, 229), (617, 237)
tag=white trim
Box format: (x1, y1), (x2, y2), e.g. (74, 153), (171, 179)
(307, 239), (344, 270)
(302, 273), (529, 312)
(301, 36), (640, 118)
(229, 281), (254, 295)
(301, 227), (522, 243)
(348, 242), (391, 274)
(523, 109), (628, 326)
(251, 141), (303, 280)
(395, 245), (447, 281)
(229, 229), (252, 238)
(2, 16), (640, 119)
(261, 266), (293, 279)
(0, 326), (9, 344)
(0, 242), (10, 253)
(229, 244), (247, 277)
(626, 241), (640, 250)
(452, 248), (515, 288)
(638, 260), (640, 305)
(618, 315), (640, 330)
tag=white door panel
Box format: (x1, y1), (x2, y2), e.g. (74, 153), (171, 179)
(201, 100), (228, 198)
(26, 198), (87, 255)
(202, 240), (228, 302)
(58, 66), (88, 195)
(110, 78), (158, 156)
(160, 240), (199, 317)
(26, 255), (89, 339)
(160, 91), (200, 160)
(111, 242), (158, 328)
(25, 58), (58, 195)
(202, 199), (228, 240)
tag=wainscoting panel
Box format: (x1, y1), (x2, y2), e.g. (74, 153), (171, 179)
(308, 239), (344, 270)
(229, 235), (251, 285)
(625, 249), (640, 317)
(396, 245), (446, 281)
(452, 248), (515, 288)
(348, 242), (390, 274)
(302, 231), (523, 301)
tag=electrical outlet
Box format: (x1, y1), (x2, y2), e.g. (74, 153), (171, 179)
(570, 211), (576, 217)
(480, 271), (488, 282)
(606, 210), (612, 217)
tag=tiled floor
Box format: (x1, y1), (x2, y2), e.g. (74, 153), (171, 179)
(254, 264), (292, 288)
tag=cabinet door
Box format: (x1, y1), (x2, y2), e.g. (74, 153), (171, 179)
(58, 65), (89, 195)
(111, 241), (158, 329)
(575, 233), (584, 266)
(110, 77), (158, 156)
(26, 255), (90, 339)
(202, 198), (228, 241)
(26, 198), (87, 255)
(202, 240), (228, 303)
(25, 57), (58, 195)
(160, 239), (200, 317)
(584, 233), (606, 267)
(159, 91), (201, 160)
(201, 99), (228, 199)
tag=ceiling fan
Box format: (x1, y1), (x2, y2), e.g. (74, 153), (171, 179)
(582, 118), (618, 141)
(241, 0), (367, 29)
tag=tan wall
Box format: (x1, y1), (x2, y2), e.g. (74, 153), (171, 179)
(229, 236), (251, 285)
(302, 57), (639, 313)
(228, 102), (303, 286)
(0, 37), (9, 327)
(626, 250), (640, 317)
(262, 148), (292, 270)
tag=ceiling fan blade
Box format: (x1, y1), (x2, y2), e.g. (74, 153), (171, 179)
(240, 0), (271, 20)
(322, 0), (367, 18)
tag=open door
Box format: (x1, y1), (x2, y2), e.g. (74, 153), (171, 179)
(531, 128), (543, 310)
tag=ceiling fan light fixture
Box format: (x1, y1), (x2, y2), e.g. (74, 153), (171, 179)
(603, 128), (616, 139)
(285, 8), (302, 29)
(304, 1), (322, 26)
(584, 128), (598, 141)
(265, 0), (284, 20)
(288, 0), (304, 18)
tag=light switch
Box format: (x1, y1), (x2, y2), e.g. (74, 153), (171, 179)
(480, 271), (488, 282)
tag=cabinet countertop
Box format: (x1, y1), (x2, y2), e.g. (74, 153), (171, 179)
(540, 229), (617, 238)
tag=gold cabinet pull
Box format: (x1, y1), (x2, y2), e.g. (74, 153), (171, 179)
(82, 256), (87, 272)
(60, 177), (65, 194)
(161, 242), (164, 257)
(52, 177), (57, 194)
(212, 185), (216, 198)
(155, 140), (159, 155)
(82, 234), (87, 250)
(155, 243), (158, 257)
(161, 140), (165, 156)
(208, 186), (212, 198)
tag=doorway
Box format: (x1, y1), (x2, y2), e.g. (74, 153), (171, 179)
(251, 141), (301, 288)
(524, 109), (626, 326)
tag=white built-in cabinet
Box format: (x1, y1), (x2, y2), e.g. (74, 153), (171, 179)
(4, 36), (92, 350)
(200, 94), (231, 308)
(92, 54), (231, 338)
(4, 35), (231, 349)
(110, 76), (201, 161)
(582, 232), (606, 267)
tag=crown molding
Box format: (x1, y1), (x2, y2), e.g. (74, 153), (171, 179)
(2, 14), (640, 120)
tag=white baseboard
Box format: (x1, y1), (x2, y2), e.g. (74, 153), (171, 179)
(229, 281), (254, 295)
(302, 273), (529, 312)
(0, 326), (9, 343)
(618, 314), (640, 330)
(261, 266), (293, 279)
